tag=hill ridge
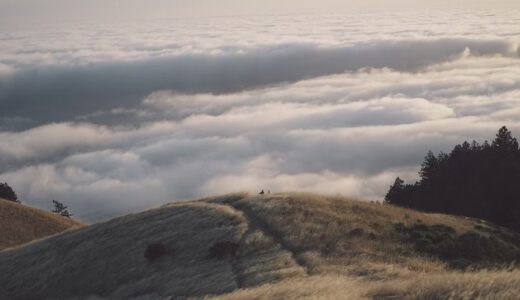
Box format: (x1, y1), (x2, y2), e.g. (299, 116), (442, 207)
(2, 193), (520, 299)
(0, 199), (82, 251)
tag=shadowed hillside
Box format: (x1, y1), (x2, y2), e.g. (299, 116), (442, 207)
(2, 193), (520, 299)
(0, 199), (82, 251)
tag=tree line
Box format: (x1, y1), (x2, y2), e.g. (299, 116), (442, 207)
(386, 126), (520, 231)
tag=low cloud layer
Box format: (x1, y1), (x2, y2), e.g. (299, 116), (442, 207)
(1, 38), (517, 126)
(1, 12), (519, 221)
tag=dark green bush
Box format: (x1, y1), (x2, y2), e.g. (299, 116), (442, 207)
(0, 182), (18, 203)
(208, 241), (239, 259)
(144, 243), (167, 262)
(394, 222), (520, 269)
(348, 228), (364, 237)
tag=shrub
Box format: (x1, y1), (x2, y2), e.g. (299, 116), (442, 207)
(394, 222), (520, 269)
(394, 222), (408, 233)
(415, 238), (432, 250)
(348, 228), (364, 237)
(208, 241), (239, 259)
(431, 224), (456, 234)
(144, 243), (167, 262)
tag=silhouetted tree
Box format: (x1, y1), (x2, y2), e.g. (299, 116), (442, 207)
(52, 200), (73, 218)
(385, 177), (404, 204)
(493, 126), (519, 152)
(0, 182), (18, 203)
(386, 126), (520, 232)
(420, 151), (438, 182)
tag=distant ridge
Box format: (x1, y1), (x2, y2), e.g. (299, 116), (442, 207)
(0, 199), (82, 251)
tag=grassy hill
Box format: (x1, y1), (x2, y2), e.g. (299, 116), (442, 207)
(0, 199), (82, 251)
(1, 193), (520, 299)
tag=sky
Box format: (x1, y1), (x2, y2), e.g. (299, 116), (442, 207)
(2, 0), (520, 22)
(1, 2), (520, 222)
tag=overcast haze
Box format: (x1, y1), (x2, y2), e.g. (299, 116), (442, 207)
(1, 1), (520, 221)
(2, 0), (520, 22)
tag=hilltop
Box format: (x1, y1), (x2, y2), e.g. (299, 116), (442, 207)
(1, 193), (520, 299)
(0, 199), (82, 251)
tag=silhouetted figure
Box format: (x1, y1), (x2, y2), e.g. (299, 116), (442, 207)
(259, 190), (265, 195)
(268, 190), (271, 194)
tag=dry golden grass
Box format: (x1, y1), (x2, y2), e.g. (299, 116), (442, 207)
(210, 269), (520, 300)
(369, 269), (520, 300)
(0, 199), (82, 251)
(226, 192), (451, 279)
(2, 192), (520, 299)
(208, 275), (369, 300)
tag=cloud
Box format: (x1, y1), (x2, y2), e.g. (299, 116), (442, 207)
(0, 123), (112, 170)
(0, 64), (13, 79)
(0, 38), (516, 127)
(0, 163), (167, 220)
(2, 81), (519, 222)
(1, 12), (520, 222)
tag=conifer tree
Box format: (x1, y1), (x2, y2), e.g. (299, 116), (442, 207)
(52, 200), (73, 218)
(0, 182), (18, 203)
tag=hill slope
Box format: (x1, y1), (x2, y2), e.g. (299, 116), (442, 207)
(0, 199), (82, 251)
(1, 193), (520, 299)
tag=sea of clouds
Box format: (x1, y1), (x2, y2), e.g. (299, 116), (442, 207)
(1, 11), (520, 221)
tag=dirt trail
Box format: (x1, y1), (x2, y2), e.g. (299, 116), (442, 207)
(221, 196), (310, 288)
